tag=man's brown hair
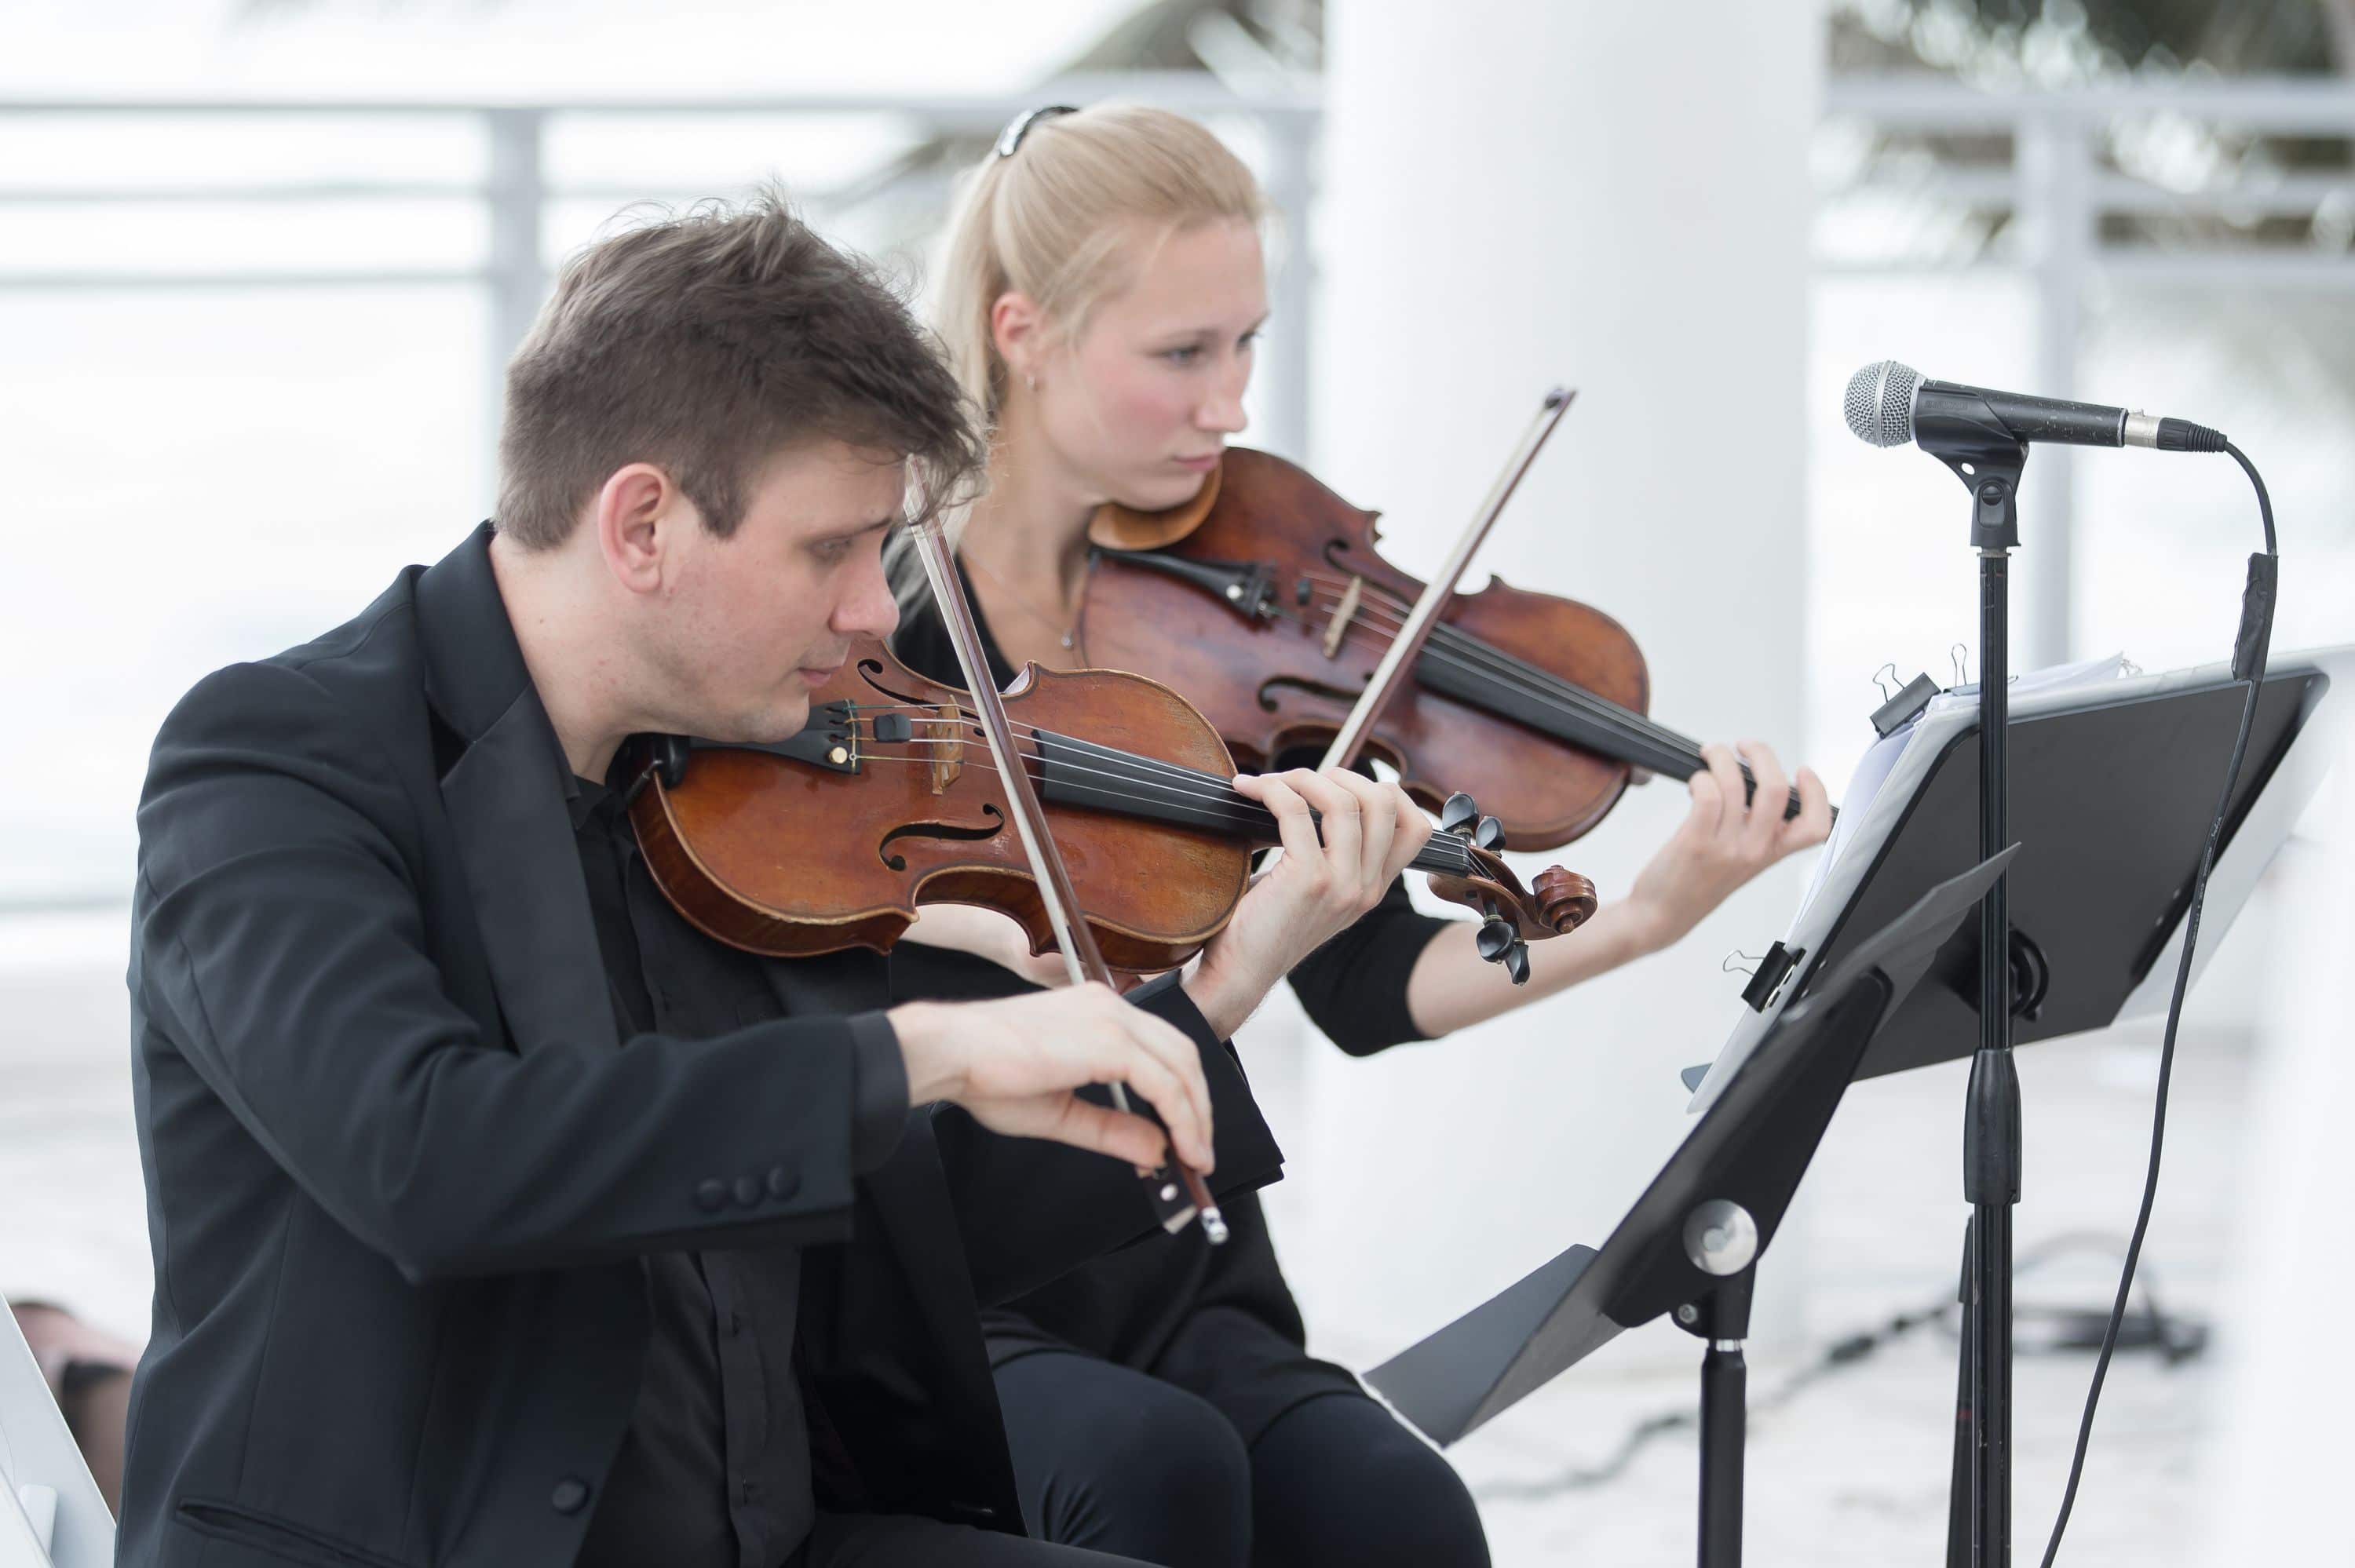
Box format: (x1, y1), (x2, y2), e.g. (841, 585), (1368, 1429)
(495, 190), (983, 549)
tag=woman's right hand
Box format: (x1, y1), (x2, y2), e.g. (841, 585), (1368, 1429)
(888, 983), (1214, 1174)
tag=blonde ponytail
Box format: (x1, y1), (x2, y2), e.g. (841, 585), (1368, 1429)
(892, 104), (1272, 612)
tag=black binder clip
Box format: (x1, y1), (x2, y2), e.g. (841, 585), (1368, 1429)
(1739, 941), (1806, 1012)
(1870, 673), (1940, 738)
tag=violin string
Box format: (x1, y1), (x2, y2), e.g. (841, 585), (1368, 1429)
(826, 705), (1508, 873)
(1040, 726), (1487, 874)
(1283, 572), (1707, 771)
(1225, 567), (1704, 775)
(834, 710), (1489, 873)
(844, 744), (1483, 875)
(860, 731), (1253, 817)
(834, 697), (1433, 808)
(853, 749), (1339, 844)
(837, 705), (1279, 800)
(1275, 572), (1787, 797)
(853, 728), (1476, 859)
(873, 714), (1491, 871)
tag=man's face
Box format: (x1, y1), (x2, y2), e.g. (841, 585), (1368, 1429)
(637, 438), (905, 744)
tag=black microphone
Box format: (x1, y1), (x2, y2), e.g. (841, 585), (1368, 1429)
(1844, 360), (2226, 454)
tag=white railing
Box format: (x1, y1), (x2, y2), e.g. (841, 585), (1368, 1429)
(0, 75), (1322, 461)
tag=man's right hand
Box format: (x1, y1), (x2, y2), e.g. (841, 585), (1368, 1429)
(888, 983), (1214, 1175)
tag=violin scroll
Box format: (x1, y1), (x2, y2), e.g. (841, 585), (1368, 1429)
(1423, 790), (1597, 985)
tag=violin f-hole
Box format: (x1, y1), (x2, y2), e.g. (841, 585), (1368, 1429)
(878, 806), (1003, 870)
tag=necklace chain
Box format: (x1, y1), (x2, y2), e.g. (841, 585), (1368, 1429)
(964, 549), (1089, 653)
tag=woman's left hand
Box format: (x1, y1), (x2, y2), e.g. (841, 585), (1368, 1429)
(1619, 740), (1831, 956)
(1185, 767), (1432, 1038)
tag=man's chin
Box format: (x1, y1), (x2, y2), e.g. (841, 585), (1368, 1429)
(763, 696), (815, 741)
(698, 698), (812, 748)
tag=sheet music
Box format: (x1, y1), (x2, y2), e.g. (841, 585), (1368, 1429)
(1681, 648), (2355, 1116)
(1790, 655), (2130, 935)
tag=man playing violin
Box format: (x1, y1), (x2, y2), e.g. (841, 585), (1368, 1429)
(119, 193), (1427, 1568)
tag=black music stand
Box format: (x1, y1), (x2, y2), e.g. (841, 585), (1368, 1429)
(1670, 651), (2342, 1563)
(1367, 851), (2017, 1568)
(1684, 655), (2339, 1104)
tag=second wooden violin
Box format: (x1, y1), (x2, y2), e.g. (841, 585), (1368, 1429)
(1086, 447), (1808, 851)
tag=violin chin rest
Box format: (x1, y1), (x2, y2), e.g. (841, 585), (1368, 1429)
(1088, 460), (1222, 550)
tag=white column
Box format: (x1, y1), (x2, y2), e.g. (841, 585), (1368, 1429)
(2198, 740), (2355, 1560)
(1288, 0), (1822, 1362)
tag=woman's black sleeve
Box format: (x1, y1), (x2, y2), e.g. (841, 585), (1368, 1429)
(1269, 741), (1456, 1056)
(1283, 876), (1453, 1056)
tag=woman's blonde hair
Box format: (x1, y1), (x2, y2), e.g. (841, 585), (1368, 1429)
(890, 104), (1272, 613)
(937, 103), (1271, 429)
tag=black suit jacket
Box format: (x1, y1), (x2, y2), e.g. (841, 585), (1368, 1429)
(119, 523), (1282, 1568)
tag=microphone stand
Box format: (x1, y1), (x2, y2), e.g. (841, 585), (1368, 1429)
(1916, 395), (2028, 1567)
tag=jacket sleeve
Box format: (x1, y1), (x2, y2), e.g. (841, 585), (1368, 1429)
(133, 660), (896, 1282)
(888, 946), (1285, 1307)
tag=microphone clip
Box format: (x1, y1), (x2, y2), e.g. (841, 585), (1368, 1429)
(1915, 388), (2026, 551)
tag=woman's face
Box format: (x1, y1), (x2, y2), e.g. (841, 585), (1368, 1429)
(1023, 217), (1268, 514)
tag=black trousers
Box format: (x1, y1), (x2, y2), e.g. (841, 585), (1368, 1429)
(789, 1512), (1149, 1566)
(995, 1348), (1489, 1568)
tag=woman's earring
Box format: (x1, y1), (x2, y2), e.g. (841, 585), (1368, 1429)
(1024, 373), (1037, 392)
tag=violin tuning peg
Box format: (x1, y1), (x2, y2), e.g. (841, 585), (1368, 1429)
(1474, 815), (1505, 851)
(1476, 917), (1517, 964)
(1503, 941), (1531, 986)
(1440, 793), (1479, 835)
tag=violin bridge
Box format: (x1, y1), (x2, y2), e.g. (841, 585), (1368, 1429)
(1322, 574), (1364, 659)
(926, 702), (963, 794)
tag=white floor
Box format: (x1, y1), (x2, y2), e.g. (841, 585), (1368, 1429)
(0, 910), (2248, 1566)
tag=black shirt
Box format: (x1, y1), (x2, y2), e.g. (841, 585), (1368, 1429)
(889, 561), (1457, 1446)
(568, 765), (905, 1568)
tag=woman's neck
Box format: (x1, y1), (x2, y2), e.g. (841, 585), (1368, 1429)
(963, 423), (1097, 596)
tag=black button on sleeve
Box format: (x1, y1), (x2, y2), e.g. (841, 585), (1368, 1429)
(732, 1174), (763, 1208)
(693, 1178), (728, 1213)
(765, 1165), (797, 1201)
(551, 1477), (590, 1515)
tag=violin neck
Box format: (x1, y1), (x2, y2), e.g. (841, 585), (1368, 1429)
(1031, 730), (1481, 878)
(1411, 626), (1802, 819)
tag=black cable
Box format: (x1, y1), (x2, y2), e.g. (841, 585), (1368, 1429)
(2038, 440), (2277, 1567)
(1470, 1236), (2196, 1502)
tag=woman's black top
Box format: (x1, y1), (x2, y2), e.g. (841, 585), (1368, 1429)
(888, 558), (1456, 1442)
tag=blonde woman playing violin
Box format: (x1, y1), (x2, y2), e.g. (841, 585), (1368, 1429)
(891, 104), (1833, 1568)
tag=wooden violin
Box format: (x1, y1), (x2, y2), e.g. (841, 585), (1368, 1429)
(1086, 447), (1808, 851)
(624, 636), (1597, 976)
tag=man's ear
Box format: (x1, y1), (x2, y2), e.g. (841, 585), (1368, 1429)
(592, 463), (676, 593)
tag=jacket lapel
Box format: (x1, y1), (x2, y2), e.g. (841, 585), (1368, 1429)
(418, 523), (619, 1059)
